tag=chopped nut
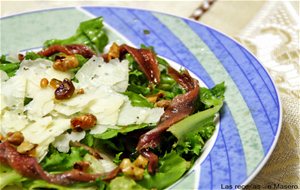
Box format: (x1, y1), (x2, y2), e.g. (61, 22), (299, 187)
(146, 95), (158, 103)
(133, 155), (148, 169)
(7, 131), (24, 146)
(17, 141), (37, 154)
(155, 99), (171, 108)
(53, 55), (79, 72)
(40, 78), (49, 88)
(18, 54), (24, 61)
(120, 158), (132, 170)
(55, 79), (75, 100)
(132, 166), (144, 180)
(122, 165), (135, 176)
(50, 78), (62, 89)
(146, 93), (164, 103)
(71, 113), (97, 131)
(120, 158), (145, 180)
(104, 43), (120, 62)
(76, 88), (85, 94)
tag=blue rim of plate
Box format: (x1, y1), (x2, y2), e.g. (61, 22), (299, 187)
(1, 6), (282, 190)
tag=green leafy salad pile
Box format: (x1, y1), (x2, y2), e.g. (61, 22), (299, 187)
(0, 17), (225, 190)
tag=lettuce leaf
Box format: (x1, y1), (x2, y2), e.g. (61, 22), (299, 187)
(0, 164), (24, 189)
(137, 151), (189, 190)
(22, 179), (105, 190)
(199, 82), (225, 109)
(0, 55), (20, 77)
(168, 103), (222, 140)
(24, 52), (43, 60)
(41, 146), (88, 172)
(108, 176), (146, 190)
(44, 17), (108, 53)
(93, 124), (149, 140)
(168, 81), (225, 140)
(122, 91), (153, 108)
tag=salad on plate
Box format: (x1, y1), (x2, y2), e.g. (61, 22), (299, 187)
(0, 17), (225, 190)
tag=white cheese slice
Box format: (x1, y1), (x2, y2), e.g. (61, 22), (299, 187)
(22, 116), (53, 144)
(16, 59), (72, 98)
(0, 75), (26, 112)
(75, 56), (129, 92)
(22, 117), (70, 160)
(0, 70), (8, 82)
(117, 99), (164, 126)
(89, 87), (125, 125)
(54, 104), (82, 116)
(52, 131), (86, 153)
(54, 89), (97, 116)
(0, 110), (29, 135)
(25, 88), (54, 121)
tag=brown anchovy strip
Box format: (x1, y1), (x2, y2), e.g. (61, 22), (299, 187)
(119, 44), (161, 84)
(0, 141), (107, 185)
(65, 44), (95, 58)
(136, 66), (199, 173)
(140, 150), (159, 174)
(38, 44), (95, 58)
(167, 66), (196, 91)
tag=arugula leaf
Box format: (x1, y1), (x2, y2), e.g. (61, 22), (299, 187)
(113, 152), (123, 164)
(200, 82), (225, 109)
(24, 52), (43, 60)
(175, 132), (205, 156)
(93, 124), (149, 140)
(127, 84), (151, 96)
(23, 97), (33, 106)
(0, 63), (20, 77)
(44, 17), (108, 53)
(0, 55), (21, 77)
(80, 132), (94, 147)
(41, 146), (88, 172)
(0, 164), (25, 189)
(122, 91), (153, 108)
(138, 151), (189, 190)
(168, 103), (222, 140)
(108, 176), (147, 190)
(23, 179), (105, 190)
(0, 55), (9, 64)
(174, 124), (215, 161)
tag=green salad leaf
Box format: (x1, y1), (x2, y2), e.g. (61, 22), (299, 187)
(93, 124), (149, 140)
(138, 151), (190, 189)
(0, 55), (20, 77)
(199, 82), (225, 109)
(41, 146), (88, 172)
(168, 103), (222, 140)
(122, 91), (153, 108)
(0, 164), (24, 189)
(108, 176), (146, 190)
(44, 17), (108, 53)
(24, 52), (43, 60)
(23, 179), (106, 190)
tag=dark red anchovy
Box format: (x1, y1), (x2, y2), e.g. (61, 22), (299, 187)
(119, 44), (160, 84)
(167, 66), (195, 91)
(136, 67), (199, 172)
(140, 150), (158, 174)
(0, 141), (106, 186)
(38, 44), (95, 58)
(65, 44), (95, 58)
